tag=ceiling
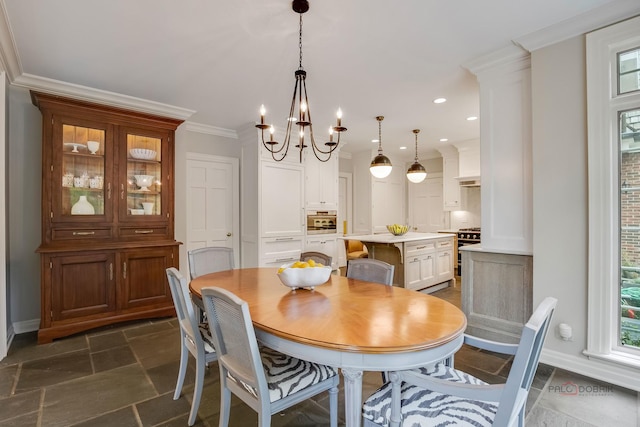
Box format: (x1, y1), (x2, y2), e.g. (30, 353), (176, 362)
(0, 0), (634, 161)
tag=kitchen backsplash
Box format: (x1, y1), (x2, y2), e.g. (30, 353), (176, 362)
(450, 186), (481, 230)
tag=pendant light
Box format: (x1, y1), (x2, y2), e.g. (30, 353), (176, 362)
(370, 116), (393, 178)
(406, 129), (427, 183)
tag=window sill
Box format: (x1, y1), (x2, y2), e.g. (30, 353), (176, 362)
(582, 349), (640, 371)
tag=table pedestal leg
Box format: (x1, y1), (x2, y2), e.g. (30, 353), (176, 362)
(342, 368), (363, 427)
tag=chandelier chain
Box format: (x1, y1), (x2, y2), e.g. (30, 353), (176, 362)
(298, 14), (303, 70)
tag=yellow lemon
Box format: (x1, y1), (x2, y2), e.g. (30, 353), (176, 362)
(299, 262), (310, 268)
(278, 267), (285, 274)
(316, 262), (324, 267)
(307, 259), (316, 267)
(292, 261), (304, 268)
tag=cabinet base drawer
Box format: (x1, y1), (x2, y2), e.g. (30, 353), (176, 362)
(52, 227), (113, 241)
(119, 226), (169, 238)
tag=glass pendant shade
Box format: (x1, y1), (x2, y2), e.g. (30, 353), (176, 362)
(406, 128), (427, 183)
(370, 154), (393, 178)
(370, 116), (392, 178)
(406, 162), (427, 183)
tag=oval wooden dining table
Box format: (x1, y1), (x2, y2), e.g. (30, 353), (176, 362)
(190, 267), (467, 427)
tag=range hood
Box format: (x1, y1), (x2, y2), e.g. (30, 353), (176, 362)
(455, 176), (481, 187)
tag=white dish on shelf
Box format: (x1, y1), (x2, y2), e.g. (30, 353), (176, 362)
(130, 148), (157, 160)
(134, 175), (155, 191)
(130, 209), (145, 215)
(63, 142), (87, 153)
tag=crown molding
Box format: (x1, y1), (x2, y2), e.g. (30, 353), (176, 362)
(184, 121), (238, 139)
(514, 0), (640, 52)
(0, 0), (21, 80)
(463, 44), (530, 77)
(12, 73), (195, 121)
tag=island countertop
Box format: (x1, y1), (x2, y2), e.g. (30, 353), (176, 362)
(341, 232), (455, 244)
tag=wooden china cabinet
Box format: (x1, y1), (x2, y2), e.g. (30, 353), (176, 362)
(32, 92), (183, 343)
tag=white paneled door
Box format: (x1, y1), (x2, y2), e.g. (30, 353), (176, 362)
(186, 154), (239, 264)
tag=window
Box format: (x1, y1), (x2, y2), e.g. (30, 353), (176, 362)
(620, 108), (640, 350)
(587, 16), (640, 367)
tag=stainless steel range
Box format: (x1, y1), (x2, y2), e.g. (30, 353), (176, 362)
(456, 227), (481, 275)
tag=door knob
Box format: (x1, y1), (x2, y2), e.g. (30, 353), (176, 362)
(227, 232), (232, 237)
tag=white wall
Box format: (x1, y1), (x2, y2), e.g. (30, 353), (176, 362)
(532, 35), (588, 357)
(7, 86), (41, 328)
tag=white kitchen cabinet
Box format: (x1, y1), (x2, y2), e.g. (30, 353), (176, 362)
(405, 241), (437, 290)
(436, 239), (455, 283)
(442, 153), (461, 211)
(260, 162), (305, 238)
(305, 236), (337, 270)
(260, 236), (304, 267)
(240, 126), (306, 267)
(305, 153), (338, 210)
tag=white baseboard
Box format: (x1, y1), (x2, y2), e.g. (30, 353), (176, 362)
(12, 318), (40, 334)
(541, 348), (640, 392)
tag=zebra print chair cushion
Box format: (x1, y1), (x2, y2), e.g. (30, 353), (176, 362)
(230, 346), (338, 403)
(362, 363), (498, 427)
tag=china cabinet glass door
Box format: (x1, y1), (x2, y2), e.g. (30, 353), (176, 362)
(125, 132), (163, 218)
(59, 121), (109, 218)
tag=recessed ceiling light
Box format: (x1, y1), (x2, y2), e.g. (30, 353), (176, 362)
(439, 138), (448, 142)
(466, 116), (478, 121)
(399, 146), (407, 150)
(433, 98), (447, 104)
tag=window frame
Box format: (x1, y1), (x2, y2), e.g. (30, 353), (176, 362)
(586, 15), (640, 367)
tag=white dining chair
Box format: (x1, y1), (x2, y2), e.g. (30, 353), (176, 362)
(201, 286), (340, 427)
(187, 246), (235, 280)
(362, 297), (557, 427)
(165, 268), (218, 426)
(347, 258), (395, 286)
(187, 247), (235, 321)
(300, 251), (332, 267)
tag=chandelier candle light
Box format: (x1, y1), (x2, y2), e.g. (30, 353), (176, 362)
(369, 116), (393, 178)
(406, 129), (427, 183)
(256, 0), (347, 163)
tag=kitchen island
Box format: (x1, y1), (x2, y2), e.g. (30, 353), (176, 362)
(342, 232), (455, 292)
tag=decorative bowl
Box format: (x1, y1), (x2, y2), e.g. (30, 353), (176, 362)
(277, 262), (332, 290)
(130, 148), (157, 160)
(134, 175), (155, 191)
(387, 224), (409, 236)
(130, 209), (145, 215)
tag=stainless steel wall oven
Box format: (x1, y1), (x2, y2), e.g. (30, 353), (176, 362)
(306, 210), (337, 234)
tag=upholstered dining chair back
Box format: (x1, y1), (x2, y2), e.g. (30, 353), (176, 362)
(347, 258), (394, 286)
(165, 268), (218, 426)
(201, 286), (340, 427)
(187, 247), (234, 280)
(300, 251), (332, 267)
(346, 239), (368, 260)
(362, 296), (557, 427)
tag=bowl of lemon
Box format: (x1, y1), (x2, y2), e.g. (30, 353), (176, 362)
(387, 224), (409, 236)
(277, 259), (332, 290)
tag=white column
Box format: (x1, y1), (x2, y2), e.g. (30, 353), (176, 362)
(465, 45), (533, 253)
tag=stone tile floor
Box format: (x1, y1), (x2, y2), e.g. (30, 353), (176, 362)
(0, 282), (638, 426)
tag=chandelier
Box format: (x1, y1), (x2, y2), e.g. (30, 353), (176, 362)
(256, 0), (347, 163)
(406, 129), (427, 183)
(369, 116), (393, 178)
